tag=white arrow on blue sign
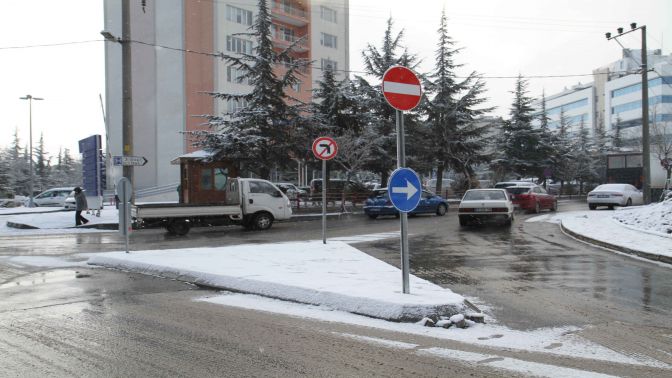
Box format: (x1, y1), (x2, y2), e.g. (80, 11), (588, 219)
(387, 168), (422, 213)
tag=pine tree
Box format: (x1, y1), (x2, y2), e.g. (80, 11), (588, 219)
(0, 148), (12, 197)
(196, 0), (309, 179)
(421, 10), (492, 193)
(492, 75), (544, 179)
(359, 17), (419, 185)
(536, 92), (557, 185)
(572, 117), (598, 193)
(34, 133), (51, 192)
(9, 130), (30, 195)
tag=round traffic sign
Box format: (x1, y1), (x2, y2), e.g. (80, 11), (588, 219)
(312, 137), (338, 160)
(382, 66), (422, 111)
(387, 168), (422, 213)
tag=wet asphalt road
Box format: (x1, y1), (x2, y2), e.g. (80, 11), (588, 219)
(1, 200), (671, 375)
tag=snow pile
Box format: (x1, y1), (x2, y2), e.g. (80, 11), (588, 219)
(612, 199), (672, 236)
(88, 241), (468, 321)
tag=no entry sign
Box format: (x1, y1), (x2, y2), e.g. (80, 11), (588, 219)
(312, 136), (338, 160)
(382, 66), (422, 111)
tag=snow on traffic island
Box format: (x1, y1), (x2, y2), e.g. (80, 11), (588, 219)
(87, 240), (469, 322)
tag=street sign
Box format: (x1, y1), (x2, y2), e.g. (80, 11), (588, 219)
(312, 137), (338, 160)
(382, 66), (422, 111)
(387, 168), (422, 213)
(113, 155), (148, 166)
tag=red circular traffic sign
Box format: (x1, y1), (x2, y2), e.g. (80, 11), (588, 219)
(312, 137), (338, 160)
(382, 66), (422, 111)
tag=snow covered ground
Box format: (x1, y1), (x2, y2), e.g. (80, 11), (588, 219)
(528, 201), (672, 261)
(0, 206), (117, 235)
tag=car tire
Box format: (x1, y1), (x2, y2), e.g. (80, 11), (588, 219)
(551, 200), (557, 212)
(534, 201), (540, 214)
(253, 212), (274, 230)
(608, 205), (614, 210)
(436, 204), (447, 216)
(459, 216), (468, 227)
(504, 215), (513, 227)
(625, 198), (632, 207)
(367, 214), (378, 220)
(167, 219), (191, 236)
(589, 204), (597, 210)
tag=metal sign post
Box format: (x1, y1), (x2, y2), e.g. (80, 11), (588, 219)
(382, 66), (422, 294)
(117, 177), (132, 253)
(312, 137), (338, 245)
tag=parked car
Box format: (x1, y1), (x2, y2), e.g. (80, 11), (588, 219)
(364, 188), (449, 219)
(458, 189), (514, 227)
(505, 185), (557, 213)
(273, 182), (306, 200)
(587, 183), (643, 210)
(63, 189), (79, 210)
(493, 181), (537, 189)
(309, 179), (371, 204)
(24, 187), (73, 207)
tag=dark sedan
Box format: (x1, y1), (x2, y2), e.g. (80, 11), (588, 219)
(364, 188), (448, 219)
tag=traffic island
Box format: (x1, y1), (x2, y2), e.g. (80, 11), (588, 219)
(87, 240), (473, 322)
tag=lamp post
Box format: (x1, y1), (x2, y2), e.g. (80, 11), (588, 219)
(606, 23), (650, 204)
(19, 94), (44, 207)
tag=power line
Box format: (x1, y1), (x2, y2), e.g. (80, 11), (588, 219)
(1, 37), (643, 80)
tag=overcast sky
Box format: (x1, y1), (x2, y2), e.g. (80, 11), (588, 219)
(1, 0), (670, 157)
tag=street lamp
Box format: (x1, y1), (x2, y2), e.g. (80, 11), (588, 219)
(606, 23), (651, 204)
(19, 94), (44, 207)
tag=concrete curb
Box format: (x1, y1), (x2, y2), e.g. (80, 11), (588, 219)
(6, 221), (39, 229)
(6, 221), (118, 231)
(560, 221), (672, 265)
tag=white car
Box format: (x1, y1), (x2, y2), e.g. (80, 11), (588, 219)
(273, 182), (306, 200)
(24, 187), (73, 207)
(458, 189), (514, 227)
(587, 183), (643, 210)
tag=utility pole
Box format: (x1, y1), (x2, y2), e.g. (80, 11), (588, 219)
(606, 23), (651, 204)
(19, 94), (44, 207)
(121, 0), (133, 185)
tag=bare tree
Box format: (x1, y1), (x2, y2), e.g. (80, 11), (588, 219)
(651, 105), (672, 183)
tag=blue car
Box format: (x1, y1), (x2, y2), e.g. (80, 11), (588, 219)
(364, 188), (449, 219)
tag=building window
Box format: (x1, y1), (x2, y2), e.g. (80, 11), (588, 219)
(227, 66), (250, 85)
(200, 168), (213, 190)
(320, 6), (337, 23)
(226, 36), (253, 54)
(321, 58), (337, 71)
(227, 98), (248, 113)
(291, 81), (301, 92)
(320, 32), (337, 48)
(611, 76), (672, 98)
(612, 95), (672, 114)
(226, 5), (253, 26)
(547, 98), (588, 116)
(273, 24), (296, 43)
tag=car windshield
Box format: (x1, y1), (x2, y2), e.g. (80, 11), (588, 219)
(463, 190), (506, 201)
(506, 187), (532, 194)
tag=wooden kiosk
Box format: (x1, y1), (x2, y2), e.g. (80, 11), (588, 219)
(171, 150), (239, 205)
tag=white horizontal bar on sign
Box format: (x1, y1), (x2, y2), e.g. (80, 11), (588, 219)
(383, 81), (421, 96)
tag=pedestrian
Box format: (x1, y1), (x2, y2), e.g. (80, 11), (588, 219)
(74, 187), (89, 226)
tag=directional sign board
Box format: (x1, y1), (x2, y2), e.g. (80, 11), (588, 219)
(312, 137), (338, 160)
(382, 66), (422, 111)
(113, 155), (148, 166)
(387, 168), (422, 213)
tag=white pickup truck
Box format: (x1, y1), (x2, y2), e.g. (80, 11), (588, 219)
(132, 178), (292, 235)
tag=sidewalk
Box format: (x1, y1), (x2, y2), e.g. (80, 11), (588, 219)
(530, 206), (672, 265)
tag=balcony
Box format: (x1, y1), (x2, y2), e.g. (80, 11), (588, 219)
(271, 1), (308, 27)
(271, 32), (309, 53)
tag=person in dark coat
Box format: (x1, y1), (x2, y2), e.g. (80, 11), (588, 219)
(74, 187), (89, 226)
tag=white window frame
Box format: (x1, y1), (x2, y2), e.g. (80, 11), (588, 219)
(321, 58), (337, 71)
(227, 66), (250, 85)
(226, 5), (253, 26)
(320, 6), (337, 23)
(227, 98), (249, 113)
(320, 32), (337, 48)
(226, 36), (253, 55)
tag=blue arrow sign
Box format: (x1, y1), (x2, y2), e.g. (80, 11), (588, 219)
(388, 168), (422, 213)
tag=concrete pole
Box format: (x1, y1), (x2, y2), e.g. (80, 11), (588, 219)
(122, 0), (134, 188)
(640, 26), (651, 204)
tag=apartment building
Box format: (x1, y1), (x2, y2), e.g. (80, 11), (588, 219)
(103, 0), (349, 193)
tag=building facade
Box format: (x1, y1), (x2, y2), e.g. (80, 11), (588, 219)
(534, 49), (672, 142)
(103, 0), (350, 194)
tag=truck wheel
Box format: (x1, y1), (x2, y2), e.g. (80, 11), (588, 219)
(167, 219), (191, 236)
(459, 216), (468, 227)
(253, 212), (274, 230)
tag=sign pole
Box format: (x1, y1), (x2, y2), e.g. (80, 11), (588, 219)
(117, 177), (132, 253)
(396, 110), (410, 294)
(322, 158), (327, 244)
